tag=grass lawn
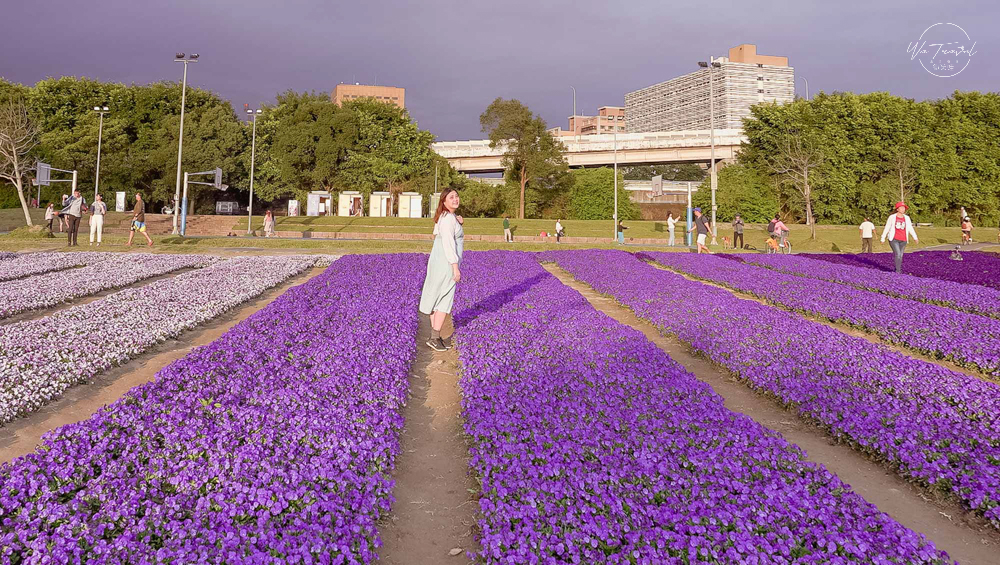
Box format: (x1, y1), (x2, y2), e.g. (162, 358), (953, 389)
(3, 208), (998, 255)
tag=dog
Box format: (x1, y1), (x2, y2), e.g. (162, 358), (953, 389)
(721, 235), (733, 250)
(766, 237), (780, 253)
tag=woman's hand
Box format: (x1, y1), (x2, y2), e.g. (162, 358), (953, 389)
(452, 264), (461, 283)
(456, 215), (464, 225)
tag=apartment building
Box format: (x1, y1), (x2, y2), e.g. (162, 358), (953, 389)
(625, 44), (794, 132)
(551, 106), (626, 137)
(332, 84), (405, 109)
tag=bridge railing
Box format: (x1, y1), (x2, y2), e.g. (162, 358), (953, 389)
(432, 129), (746, 158)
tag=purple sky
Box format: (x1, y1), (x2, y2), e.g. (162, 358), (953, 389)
(1, 0), (993, 141)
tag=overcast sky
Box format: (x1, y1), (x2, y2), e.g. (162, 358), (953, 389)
(1, 0), (993, 140)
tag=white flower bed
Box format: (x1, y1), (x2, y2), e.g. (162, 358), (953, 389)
(0, 252), (109, 282)
(0, 255), (314, 425)
(0, 253), (216, 321)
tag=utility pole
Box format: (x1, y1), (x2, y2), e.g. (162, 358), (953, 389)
(613, 128), (618, 241)
(245, 106), (261, 235)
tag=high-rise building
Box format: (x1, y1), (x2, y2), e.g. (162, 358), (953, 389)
(332, 84), (405, 109)
(550, 106), (626, 137)
(625, 44), (793, 133)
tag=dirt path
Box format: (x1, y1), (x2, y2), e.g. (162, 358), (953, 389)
(0, 267), (198, 326)
(379, 317), (479, 564)
(0, 267), (324, 465)
(544, 263), (999, 565)
(646, 260), (997, 385)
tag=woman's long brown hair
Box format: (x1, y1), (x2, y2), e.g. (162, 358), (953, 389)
(433, 187), (458, 223)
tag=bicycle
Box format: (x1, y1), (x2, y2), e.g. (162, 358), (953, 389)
(778, 230), (792, 254)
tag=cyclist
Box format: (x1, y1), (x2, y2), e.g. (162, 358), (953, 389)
(771, 215), (790, 252)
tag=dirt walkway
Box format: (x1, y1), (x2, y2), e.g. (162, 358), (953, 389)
(0, 267), (324, 465)
(379, 317), (479, 564)
(544, 263), (999, 565)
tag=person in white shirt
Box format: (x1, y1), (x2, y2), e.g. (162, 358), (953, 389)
(89, 193), (107, 246)
(666, 212), (678, 246)
(880, 201), (919, 273)
(555, 219), (565, 243)
(858, 217), (875, 253)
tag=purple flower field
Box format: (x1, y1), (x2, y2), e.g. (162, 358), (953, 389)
(806, 251), (1000, 290)
(0, 252), (107, 282)
(0, 252), (15, 261)
(732, 253), (1000, 319)
(649, 252), (1000, 376)
(0, 253), (214, 321)
(454, 250), (950, 563)
(0, 253), (424, 563)
(0, 256), (314, 425)
(545, 249), (1000, 529)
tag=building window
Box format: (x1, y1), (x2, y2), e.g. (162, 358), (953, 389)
(757, 63), (763, 68)
(757, 89), (764, 93)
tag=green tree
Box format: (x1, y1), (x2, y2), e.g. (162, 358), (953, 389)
(479, 98), (568, 219)
(692, 163), (777, 223)
(568, 167), (638, 220)
(622, 164), (705, 182)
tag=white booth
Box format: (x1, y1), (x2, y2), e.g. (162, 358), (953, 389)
(398, 192), (423, 218)
(429, 193), (441, 216)
(306, 191), (333, 216)
(369, 191), (392, 217)
(338, 191), (364, 217)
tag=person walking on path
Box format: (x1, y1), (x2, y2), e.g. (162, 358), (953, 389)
(419, 187), (464, 352)
(688, 207), (713, 254)
(617, 219), (628, 245)
(263, 209), (276, 238)
(502, 215), (512, 243)
(667, 212), (678, 246)
(126, 192), (154, 247)
(89, 193), (107, 246)
(859, 217), (875, 253)
(732, 214), (744, 250)
(44, 203), (55, 234)
(60, 189), (87, 247)
(555, 219), (565, 244)
(880, 201), (918, 274)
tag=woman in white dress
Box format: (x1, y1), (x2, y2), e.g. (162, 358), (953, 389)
(418, 188), (464, 351)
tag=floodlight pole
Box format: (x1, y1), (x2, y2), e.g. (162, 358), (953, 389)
(172, 55), (198, 234)
(708, 57), (718, 245)
(93, 107), (109, 201)
(613, 128), (618, 241)
(246, 108), (261, 235)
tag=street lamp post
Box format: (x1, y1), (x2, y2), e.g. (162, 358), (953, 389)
(613, 128), (618, 241)
(171, 53), (199, 234)
(698, 58), (721, 245)
(246, 107), (262, 235)
(798, 75), (809, 100)
(92, 106), (109, 201)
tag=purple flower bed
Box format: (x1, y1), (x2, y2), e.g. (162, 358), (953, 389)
(733, 253), (1000, 319)
(0, 253), (214, 321)
(0, 253), (424, 562)
(455, 250), (949, 563)
(0, 256), (315, 425)
(806, 251), (1000, 290)
(545, 249), (1000, 529)
(0, 252), (15, 261)
(648, 251), (1000, 376)
(0, 251), (107, 282)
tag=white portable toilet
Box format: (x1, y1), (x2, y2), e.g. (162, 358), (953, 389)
(429, 193), (441, 216)
(370, 191), (391, 217)
(398, 192), (423, 218)
(338, 191), (363, 216)
(306, 191), (333, 216)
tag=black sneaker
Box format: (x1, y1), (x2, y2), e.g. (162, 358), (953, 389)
(426, 338), (447, 352)
(441, 338), (454, 350)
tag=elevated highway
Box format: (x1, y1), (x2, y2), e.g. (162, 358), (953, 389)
(432, 129), (746, 173)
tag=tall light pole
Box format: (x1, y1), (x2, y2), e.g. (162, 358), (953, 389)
(172, 53), (199, 234)
(613, 128), (618, 241)
(798, 75), (810, 100)
(92, 106), (109, 201)
(698, 58), (721, 245)
(246, 106), (262, 235)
